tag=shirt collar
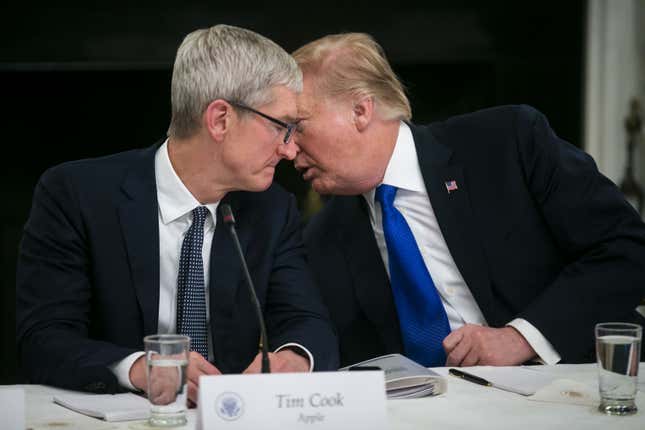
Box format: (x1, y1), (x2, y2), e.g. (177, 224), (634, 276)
(363, 122), (426, 206)
(155, 139), (219, 225)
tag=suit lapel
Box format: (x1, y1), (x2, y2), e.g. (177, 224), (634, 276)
(411, 125), (500, 325)
(119, 144), (161, 336)
(338, 196), (403, 352)
(119, 145), (247, 364)
(208, 193), (246, 368)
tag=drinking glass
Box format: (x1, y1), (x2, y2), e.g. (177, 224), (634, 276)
(144, 334), (190, 426)
(595, 322), (641, 415)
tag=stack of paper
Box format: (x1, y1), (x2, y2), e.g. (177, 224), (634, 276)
(53, 392), (150, 422)
(340, 353), (447, 399)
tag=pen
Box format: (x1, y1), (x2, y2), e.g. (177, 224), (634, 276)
(448, 368), (492, 387)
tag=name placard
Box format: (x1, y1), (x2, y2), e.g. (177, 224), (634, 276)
(0, 388), (25, 430)
(197, 371), (388, 429)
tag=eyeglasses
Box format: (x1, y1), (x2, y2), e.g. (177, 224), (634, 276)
(229, 101), (297, 144)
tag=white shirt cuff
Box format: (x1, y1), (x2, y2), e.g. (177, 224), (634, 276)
(274, 343), (314, 372)
(108, 351), (146, 391)
(507, 318), (561, 365)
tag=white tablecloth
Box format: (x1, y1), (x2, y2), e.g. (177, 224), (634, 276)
(10, 363), (645, 429)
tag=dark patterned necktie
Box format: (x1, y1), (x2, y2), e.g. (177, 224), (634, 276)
(376, 184), (451, 366)
(176, 206), (209, 358)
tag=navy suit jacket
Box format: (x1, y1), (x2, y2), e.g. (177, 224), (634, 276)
(16, 143), (338, 393)
(305, 105), (645, 367)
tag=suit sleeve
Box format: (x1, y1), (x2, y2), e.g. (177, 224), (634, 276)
(514, 105), (645, 361)
(263, 194), (339, 370)
(16, 167), (136, 393)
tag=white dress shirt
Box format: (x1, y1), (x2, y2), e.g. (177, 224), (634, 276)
(110, 141), (312, 390)
(362, 122), (561, 365)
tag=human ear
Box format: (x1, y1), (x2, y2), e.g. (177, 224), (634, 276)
(353, 95), (374, 132)
(204, 99), (231, 141)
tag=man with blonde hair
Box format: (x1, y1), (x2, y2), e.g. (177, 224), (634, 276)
(294, 33), (645, 368)
(16, 25), (338, 404)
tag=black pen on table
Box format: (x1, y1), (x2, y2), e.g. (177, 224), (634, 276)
(448, 368), (492, 387)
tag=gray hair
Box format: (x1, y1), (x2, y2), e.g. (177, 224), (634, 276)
(168, 24), (302, 139)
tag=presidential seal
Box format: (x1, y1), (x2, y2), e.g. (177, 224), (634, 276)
(215, 392), (244, 421)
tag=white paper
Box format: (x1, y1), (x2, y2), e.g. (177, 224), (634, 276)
(454, 366), (557, 396)
(528, 379), (599, 406)
(0, 388), (25, 430)
(53, 392), (150, 421)
(198, 371), (388, 429)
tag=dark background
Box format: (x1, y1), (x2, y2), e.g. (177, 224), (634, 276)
(1, 1), (585, 384)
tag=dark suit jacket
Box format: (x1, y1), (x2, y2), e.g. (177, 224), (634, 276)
(305, 105), (645, 367)
(16, 143), (338, 393)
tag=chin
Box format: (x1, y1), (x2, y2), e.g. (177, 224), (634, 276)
(312, 178), (367, 196)
(311, 179), (334, 196)
(242, 170), (275, 192)
(254, 177), (274, 192)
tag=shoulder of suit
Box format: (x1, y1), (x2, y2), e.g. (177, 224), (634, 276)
(422, 104), (542, 132)
(415, 104), (546, 148)
(39, 145), (155, 188)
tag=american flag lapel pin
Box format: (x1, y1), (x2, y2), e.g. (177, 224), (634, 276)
(445, 180), (458, 193)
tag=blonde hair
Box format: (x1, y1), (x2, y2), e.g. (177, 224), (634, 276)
(292, 33), (411, 121)
(168, 24), (302, 139)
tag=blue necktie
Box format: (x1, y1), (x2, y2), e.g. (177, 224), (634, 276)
(375, 184), (450, 367)
(176, 206), (209, 358)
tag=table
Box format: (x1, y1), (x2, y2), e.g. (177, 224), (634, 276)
(12, 363), (645, 429)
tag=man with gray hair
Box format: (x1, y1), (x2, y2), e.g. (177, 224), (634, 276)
(16, 25), (338, 404)
(294, 33), (645, 369)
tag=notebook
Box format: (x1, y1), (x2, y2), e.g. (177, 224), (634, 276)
(340, 353), (447, 399)
(53, 392), (150, 422)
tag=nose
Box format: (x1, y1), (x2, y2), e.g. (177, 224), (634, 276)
(277, 138), (300, 161)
